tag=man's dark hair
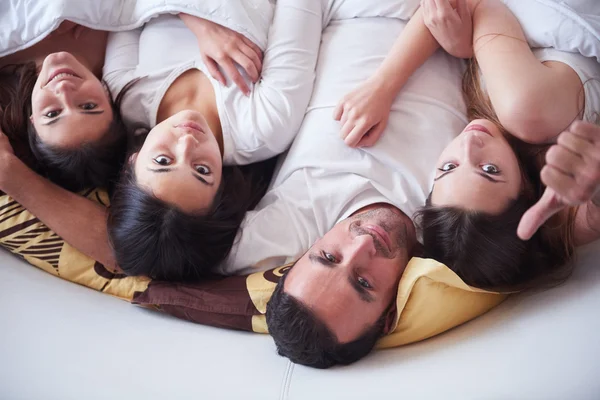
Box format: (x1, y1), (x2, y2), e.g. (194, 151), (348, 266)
(0, 62), (127, 192)
(107, 159), (274, 281)
(266, 271), (388, 369)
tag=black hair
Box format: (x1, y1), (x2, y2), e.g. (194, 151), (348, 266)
(107, 157), (275, 281)
(0, 62), (127, 192)
(266, 271), (388, 369)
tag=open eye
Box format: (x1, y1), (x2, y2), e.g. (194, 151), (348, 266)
(195, 165), (211, 175)
(80, 102), (98, 111)
(438, 162), (457, 172)
(321, 251), (337, 263)
(44, 109), (61, 118)
(357, 276), (371, 289)
(153, 155), (172, 166)
(481, 163), (500, 174)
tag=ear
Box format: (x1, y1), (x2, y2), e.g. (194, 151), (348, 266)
(382, 303), (398, 335)
(128, 152), (138, 165)
(29, 115), (34, 123)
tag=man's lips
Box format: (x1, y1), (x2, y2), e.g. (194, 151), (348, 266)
(364, 224), (391, 253)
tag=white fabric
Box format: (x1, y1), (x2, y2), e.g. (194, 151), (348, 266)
(502, 0), (600, 62)
(533, 48), (600, 123)
(0, 0), (274, 58)
(103, 0), (322, 165)
(220, 17), (468, 275)
(2, 242), (599, 399)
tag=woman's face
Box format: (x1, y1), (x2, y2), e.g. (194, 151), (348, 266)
(133, 110), (223, 214)
(431, 119), (523, 214)
(31, 52), (113, 148)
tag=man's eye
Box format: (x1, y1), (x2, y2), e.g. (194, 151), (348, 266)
(44, 110), (61, 118)
(438, 162), (457, 172)
(322, 251), (337, 263)
(357, 276), (371, 289)
(481, 163), (500, 174)
(153, 155), (172, 166)
(195, 165), (211, 175)
(80, 102), (98, 110)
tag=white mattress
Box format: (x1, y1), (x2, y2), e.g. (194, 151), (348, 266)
(1, 241), (599, 400)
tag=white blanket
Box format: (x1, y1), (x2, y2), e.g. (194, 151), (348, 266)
(0, 0), (274, 57)
(2, 0), (599, 61)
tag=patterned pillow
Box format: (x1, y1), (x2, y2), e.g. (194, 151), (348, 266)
(0, 191), (506, 347)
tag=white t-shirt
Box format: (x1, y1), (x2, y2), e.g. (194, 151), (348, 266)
(102, 0), (323, 165)
(219, 18), (469, 275)
(533, 48), (600, 123)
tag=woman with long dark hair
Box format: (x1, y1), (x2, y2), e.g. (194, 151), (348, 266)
(335, 0), (600, 291)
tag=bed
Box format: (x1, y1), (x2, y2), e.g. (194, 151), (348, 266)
(1, 0), (600, 398)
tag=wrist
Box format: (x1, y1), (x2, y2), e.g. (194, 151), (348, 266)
(369, 72), (399, 103)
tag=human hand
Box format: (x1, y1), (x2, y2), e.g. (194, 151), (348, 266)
(179, 14), (263, 95)
(333, 78), (394, 148)
(421, 0), (473, 58)
(518, 121), (600, 240)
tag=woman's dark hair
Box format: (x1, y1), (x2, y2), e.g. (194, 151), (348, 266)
(415, 58), (576, 292)
(0, 62), (127, 192)
(107, 155), (275, 281)
(266, 270), (388, 369)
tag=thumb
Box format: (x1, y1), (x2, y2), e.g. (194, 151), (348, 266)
(517, 188), (566, 241)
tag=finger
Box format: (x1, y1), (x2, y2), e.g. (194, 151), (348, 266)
(237, 45), (262, 81)
(568, 120), (599, 143)
(517, 188), (566, 240)
(541, 164), (582, 204)
(344, 120), (371, 148)
(356, 121), (387, 148)
(557, 130), (591, 158)
(241, 35), (264, 63)
(433, 0), (452, 13)
(232, 48), (260, 82)
(222, 59), (250, 95)
(545, 144), (584, 178)
(204, 57), (227, 86)
(333, 102), (344, 121)
(456, 0), (470, 19)
(339, 120), (355, 141)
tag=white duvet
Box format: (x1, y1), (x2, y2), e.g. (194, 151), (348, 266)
(1, 0), (599, 61)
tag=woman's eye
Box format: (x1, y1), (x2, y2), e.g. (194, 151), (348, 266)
(439, 162), (457, 172)
(80, 103), (98, 111)
(357, 276), (372, 289)
(153, 155), (172, 166)
(195, 165), (211, 175)
(44, 110), (61, 118)
(322, 251), (337, 263)
(481, 164), (500, 174)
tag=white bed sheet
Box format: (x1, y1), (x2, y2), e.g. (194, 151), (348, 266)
(1, 241), (599, 400)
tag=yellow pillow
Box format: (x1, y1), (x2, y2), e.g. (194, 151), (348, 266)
(0, 191), (507, 346)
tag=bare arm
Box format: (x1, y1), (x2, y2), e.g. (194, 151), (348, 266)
(0, 153), (117, 269)
(472, 0), (584, 143)
(334, 6), (441, 147)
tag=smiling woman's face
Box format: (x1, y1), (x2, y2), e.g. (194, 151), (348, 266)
(133, 109), (223, 214)
(30, 52), (113, 148)
(431, 119), (523, 214)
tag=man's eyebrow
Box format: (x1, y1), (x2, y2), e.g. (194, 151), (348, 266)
(348, 275), (375, 303)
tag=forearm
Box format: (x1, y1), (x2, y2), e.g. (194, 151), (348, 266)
(372, 7), (439, 99)
(0, 155), (117, 269)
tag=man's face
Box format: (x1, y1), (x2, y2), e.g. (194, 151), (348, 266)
(284, 207), (412, 343)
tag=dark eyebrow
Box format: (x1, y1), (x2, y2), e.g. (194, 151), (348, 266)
(434, 169), (504, 183)
(42, 110), (105, 126)
(308, 253), (374, 303)
(145, 167), (214, 187)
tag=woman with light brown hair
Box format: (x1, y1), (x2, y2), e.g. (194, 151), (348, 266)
(335, 0), (600, 291)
